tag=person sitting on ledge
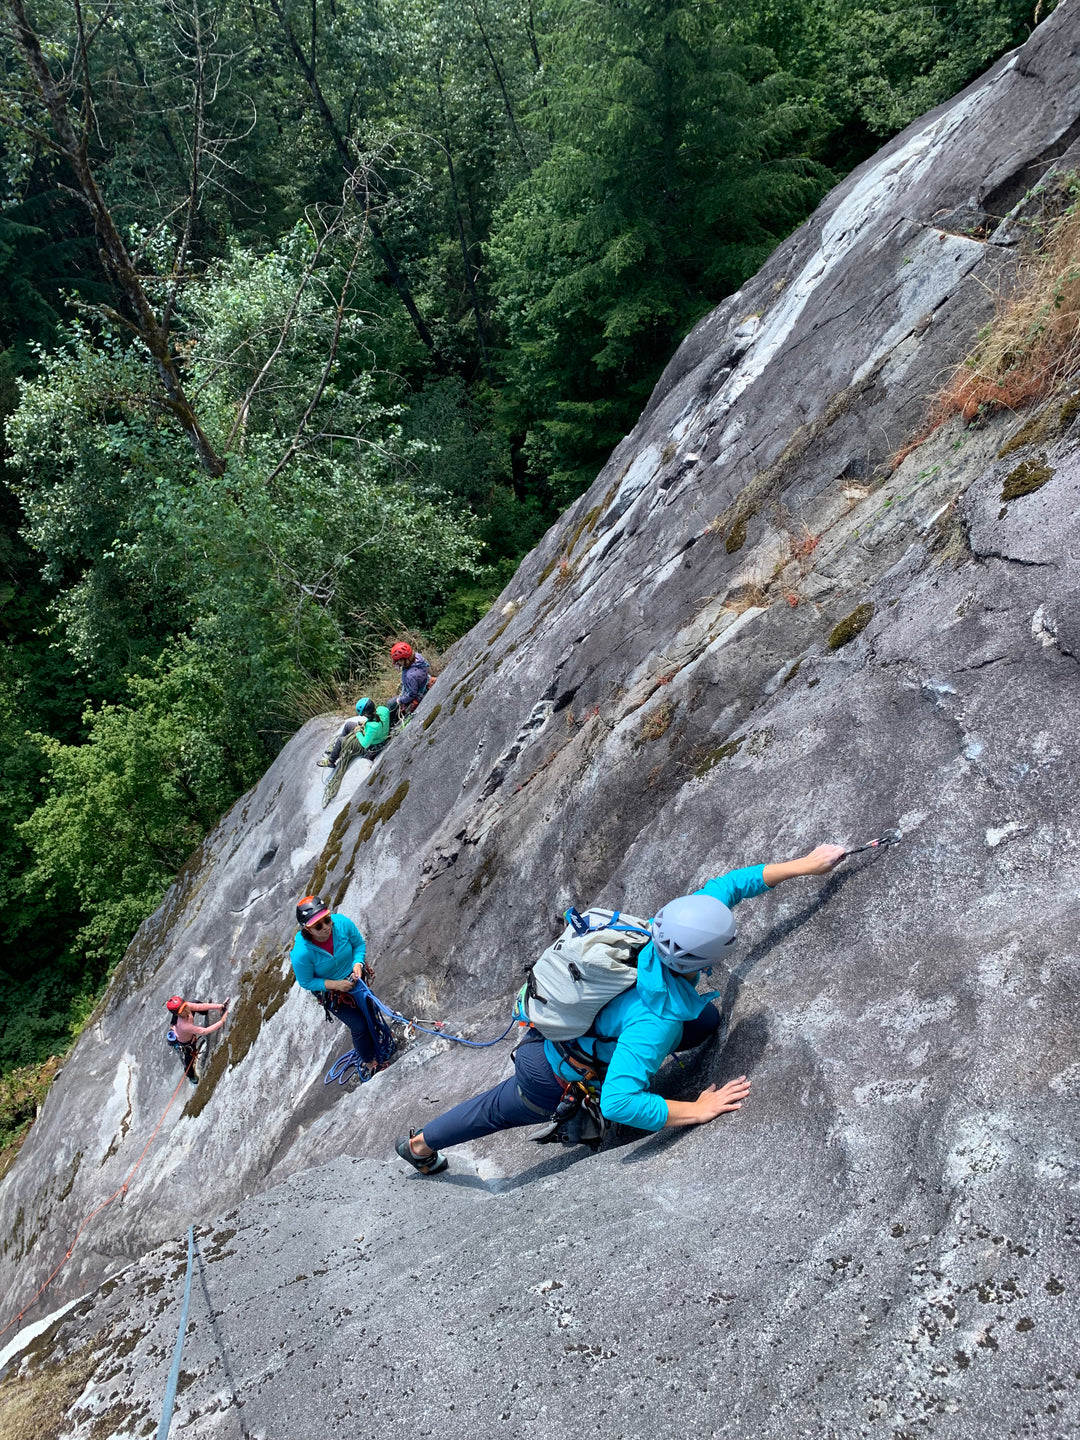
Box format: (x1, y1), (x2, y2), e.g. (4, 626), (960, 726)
(317, 697), (398, 768)
(389, 642), (432, 716)
(395, 843), (846, 1175)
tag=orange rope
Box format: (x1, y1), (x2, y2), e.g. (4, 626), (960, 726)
(0, 1049), (197, 1341)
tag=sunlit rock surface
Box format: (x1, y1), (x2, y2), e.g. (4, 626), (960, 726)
(3, 7), (1080, 1435)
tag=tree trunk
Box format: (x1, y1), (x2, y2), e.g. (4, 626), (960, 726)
(7, 0), (225, 476)
(266, 0), (449, 376)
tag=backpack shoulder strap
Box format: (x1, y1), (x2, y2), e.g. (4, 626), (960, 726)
(565, 906), (650, 940)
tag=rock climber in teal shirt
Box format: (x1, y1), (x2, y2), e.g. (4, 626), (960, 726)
(290, 896), (394, 1078)
(397, 843), (846, 1174)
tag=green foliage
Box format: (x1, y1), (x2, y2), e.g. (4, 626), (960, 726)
(491, 0), (833, 502)
(22, 673), (218, 964)
(798, 0), (1046, 138)
(0, 1057), (60, 1173)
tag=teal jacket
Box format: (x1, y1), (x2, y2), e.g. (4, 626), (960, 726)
(290, 914), (367, 993)
(359, 705), (392, 751)
(544, 865), (772, 1131)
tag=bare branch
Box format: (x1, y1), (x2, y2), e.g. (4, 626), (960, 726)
(3, 0), (225, 476)
(264, 237), (365, 486)
(222, 207), (339, 452)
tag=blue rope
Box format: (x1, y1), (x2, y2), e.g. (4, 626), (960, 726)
(363, 982), (518, 1048)
(323, 1049), (383, 1085)
(320, 981), (517, 1083)
(157, 1225), (194, 1440)
(353, 976), (518, 1049)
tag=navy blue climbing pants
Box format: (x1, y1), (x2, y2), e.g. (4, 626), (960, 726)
(422, 1005), (722, 1151)
(676, 1002), (721, 1051)
(327, 989), (389, 1065)
(422, 1032), (566, 1151)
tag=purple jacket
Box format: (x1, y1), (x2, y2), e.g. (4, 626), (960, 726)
(396, 654), (431, 708)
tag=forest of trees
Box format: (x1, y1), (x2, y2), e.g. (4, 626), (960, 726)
(0, 0), (1049, 1093)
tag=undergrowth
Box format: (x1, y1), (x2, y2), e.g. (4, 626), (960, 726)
(283, 630), (447, 725)
(933, 183), (1080, 427)
(0, 1056), (61, 1182)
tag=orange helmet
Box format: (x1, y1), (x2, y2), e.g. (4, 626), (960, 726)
(296, 895), (330, 927)
(390, 642), (414, 665)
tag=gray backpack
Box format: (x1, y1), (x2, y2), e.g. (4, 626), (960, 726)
(517, 908), (652, 1042)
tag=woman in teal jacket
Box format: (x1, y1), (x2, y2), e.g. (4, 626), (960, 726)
(291, 896), (393, 1075)
(397, 843), (845, 1174)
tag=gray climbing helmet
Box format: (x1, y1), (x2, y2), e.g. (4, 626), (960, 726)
(650, 893), (737, 974)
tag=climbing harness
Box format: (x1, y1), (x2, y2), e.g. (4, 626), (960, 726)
(842, 828), (902, 859)
(166, 1029), (199, 1083)
(156, 1226), (194, 1440)
(530, 1082), (608, 1149)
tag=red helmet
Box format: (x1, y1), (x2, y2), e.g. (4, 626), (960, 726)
(390, 641), (414, 665)
(166, 995), (184, 1013)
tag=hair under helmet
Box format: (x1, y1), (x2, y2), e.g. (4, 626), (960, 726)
(650, 893), (737, 974)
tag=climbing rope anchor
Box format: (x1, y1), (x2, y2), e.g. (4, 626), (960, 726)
(841, 828), (902, 859)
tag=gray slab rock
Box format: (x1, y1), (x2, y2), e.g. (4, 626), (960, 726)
(3, 5), (1080, 1437)
(5, 1148), (1079, 1440)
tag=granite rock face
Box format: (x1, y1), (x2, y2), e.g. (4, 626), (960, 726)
(3, 7), (1080, 1436)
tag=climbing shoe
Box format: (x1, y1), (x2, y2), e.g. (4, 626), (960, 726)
(316, 755), (333, 768)
(395, 1131), (448, 1175)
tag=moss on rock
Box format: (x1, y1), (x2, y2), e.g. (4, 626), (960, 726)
(693, 736), (744, 776)
(309, 800), (352, 897)
(1000, 456), (1053, 503)
(725, 517), (748, 553)
(827, 603), (875, 650)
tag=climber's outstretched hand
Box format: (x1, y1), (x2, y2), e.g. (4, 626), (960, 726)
(801, 843), (846, 874)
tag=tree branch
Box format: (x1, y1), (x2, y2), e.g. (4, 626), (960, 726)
(4, 0), (225, 476)
(264, 0), (449, 376)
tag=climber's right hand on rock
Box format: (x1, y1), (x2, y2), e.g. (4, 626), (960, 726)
(693, 1076), (751, 1122)
(801, 843), (846, 874)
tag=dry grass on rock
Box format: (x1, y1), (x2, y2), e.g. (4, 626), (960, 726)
(934, 191), (1080, 426)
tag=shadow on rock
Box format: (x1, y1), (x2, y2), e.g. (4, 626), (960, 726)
(487, 1146), (594, 1193)
(196, 1240), (252, 1438)
(719, 863), (860, 1018)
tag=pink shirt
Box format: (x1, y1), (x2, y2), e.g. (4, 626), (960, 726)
(172, 1003), (227, 1045)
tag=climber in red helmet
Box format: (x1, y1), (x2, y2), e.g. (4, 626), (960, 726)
(390, 640), (434, 716)
(164, 994), (230, 1085)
